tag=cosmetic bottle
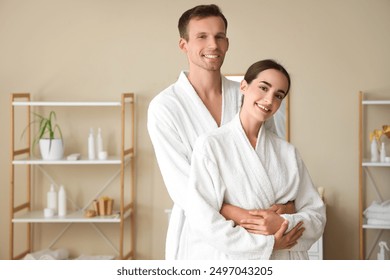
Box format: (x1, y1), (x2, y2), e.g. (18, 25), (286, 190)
(371, 138), (379, 162)
(97, 127), (104, 155)
(380, 142), (386, 163)
(88, 128), (95, 160)
(377, 241), (389, 260)
(47, 184), (57, 214)
(58, 185), (67, 217)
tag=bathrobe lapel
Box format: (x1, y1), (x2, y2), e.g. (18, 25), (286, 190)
(233, 115), (276, 206)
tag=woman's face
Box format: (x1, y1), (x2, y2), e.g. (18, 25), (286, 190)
(240, 68), (289, 125)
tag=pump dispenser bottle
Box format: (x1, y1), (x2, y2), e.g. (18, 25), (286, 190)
(371, 138), (379, 162)
(377, 241), (389, 260)
(58, 185), (67, 217)
(88, 128), (95, 160)
(97, 127), (104, 155)
(47, 184), (57, 214)
(380, 142), (386, 163)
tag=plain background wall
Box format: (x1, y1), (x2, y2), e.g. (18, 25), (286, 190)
(1, 0), (390, 260)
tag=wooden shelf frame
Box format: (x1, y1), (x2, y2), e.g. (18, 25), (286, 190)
(358, 91), (390, 260)
(9, 93), (136, 260)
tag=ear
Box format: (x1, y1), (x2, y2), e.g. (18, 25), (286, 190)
(240, 80), (248, 94)
(179, 38), (187, 52)
(226, 37), (229, 51)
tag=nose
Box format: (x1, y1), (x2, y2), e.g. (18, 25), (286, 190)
(207, 37), (218, 48)
(263, 92), (274, 105)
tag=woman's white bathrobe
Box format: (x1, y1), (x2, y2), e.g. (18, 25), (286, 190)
(148, 71), (277, 259)
(180, 114), (326, 259)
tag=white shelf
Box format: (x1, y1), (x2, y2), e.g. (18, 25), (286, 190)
(12, 210), (132, 223)
(9, 93), (135, 259)
(362, 160), (390, 167)
(12, 101), (123, 107)
(363, 224), (390, 230)
(12, 156), (127, 165)
(362, 100), (390, 105)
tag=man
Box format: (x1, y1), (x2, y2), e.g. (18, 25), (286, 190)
(148, 4), (298, 259)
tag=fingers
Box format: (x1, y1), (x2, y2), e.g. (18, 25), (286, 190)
(268, 204), (278, 212)
(274, 220), (289, 238)
(247, 229), (271, 235)
(240, 218), (264, 225)
(283, 224), (305, 247)
(247, 209), (267, 216)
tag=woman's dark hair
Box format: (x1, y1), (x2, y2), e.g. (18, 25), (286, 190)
(244, 59), (291, 95)
(178, 4), (228, 41)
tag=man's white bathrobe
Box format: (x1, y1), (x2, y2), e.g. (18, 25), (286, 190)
(180, 114), (326, 260)
(148, 71), (278, 259)
(148, 71), (241, 259)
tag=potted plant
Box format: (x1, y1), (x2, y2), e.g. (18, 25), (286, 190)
(24, 111), (64, 160)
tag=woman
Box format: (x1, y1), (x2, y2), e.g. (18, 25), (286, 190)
(178, 59), (326, 259)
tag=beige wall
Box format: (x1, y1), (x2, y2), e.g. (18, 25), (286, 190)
(1, 0), (390, 260)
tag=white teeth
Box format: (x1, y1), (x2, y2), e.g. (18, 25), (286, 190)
(204, 54), (218, 58)
(257, 104), (270, 112)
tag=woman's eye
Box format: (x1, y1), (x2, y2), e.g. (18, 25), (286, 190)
(259, 86), (268, 92)
(275, 94), (284, 100)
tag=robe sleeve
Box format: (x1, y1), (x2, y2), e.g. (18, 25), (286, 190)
(186, 138), (275, 259)
(147, 99), (190, 210)
(280, 149), (326, 251)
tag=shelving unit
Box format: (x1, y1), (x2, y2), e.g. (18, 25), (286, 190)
(358, 91), (390, 260)
(10, 93), (135, 260)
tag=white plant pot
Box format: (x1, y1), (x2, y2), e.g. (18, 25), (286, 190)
(39, 139), (64, 160)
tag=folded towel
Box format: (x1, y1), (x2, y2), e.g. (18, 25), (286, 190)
(364, 211), (390, 221)
(24, 248), (69, 260)
(364, 200), (390, 214)
(364, 200), (390, 221)
(367, 218), (390, 226)
(74, 254), (115, 260)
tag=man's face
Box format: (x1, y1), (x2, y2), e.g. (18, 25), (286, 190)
(179, 16), (229, 73)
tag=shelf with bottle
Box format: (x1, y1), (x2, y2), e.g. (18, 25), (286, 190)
(12, 154), (133, 165)
(359, 91), (390, 260)
(9, 92), (135, 260)
(12, 209), (132, 223)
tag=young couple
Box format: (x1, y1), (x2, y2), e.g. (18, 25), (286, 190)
(148, 4), (326, 260)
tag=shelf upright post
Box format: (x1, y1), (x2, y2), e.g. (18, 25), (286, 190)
(120, 94), (125, 259)
(358, 91), (364, 259)
(10, 93), (32, 259)
(120, 93), (135, 259)
(129, 93), (136, 259)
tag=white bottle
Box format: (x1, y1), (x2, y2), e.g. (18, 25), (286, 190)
(377, 241), (389, 260)
(88, 128), (95, 160)
(96, 127), (104, 155)
(380, 142), (386, 163)
(47, 184), (57, 214)
(58, 185), (67, 217)
(371, 138), (379, 162)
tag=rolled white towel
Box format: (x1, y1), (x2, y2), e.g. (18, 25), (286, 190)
(39, 254), (56, 260)
(23, 248), (69, 260)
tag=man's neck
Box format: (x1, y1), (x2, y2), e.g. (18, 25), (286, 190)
(187, 69), (222, 99)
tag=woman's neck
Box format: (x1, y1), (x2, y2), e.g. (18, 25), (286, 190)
(239, 111), (263, 149)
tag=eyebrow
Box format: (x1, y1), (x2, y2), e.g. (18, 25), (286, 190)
(259, 80), (287, 95)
